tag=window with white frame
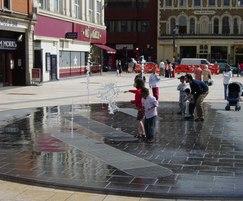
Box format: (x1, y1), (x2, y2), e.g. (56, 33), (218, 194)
(237, 0), (243, 6)
(179, 0), (187, 6)
(193, 0), (201, 6)
(165, 0), (172, 7)
(54, 0), (63, 14)
(223, 0), (230, 6)
(74, 0), (80, 19)
(208, 0), (216, 6)
(39, 0), (50, 10)
(170, 18), (176, 34)
(222, 16), (230, 34)
(96, 1), (102, 24)
(3, 0), (11, 9)
(213, 18), (219, 34)
(189, 18), (196, 34)
(89, 0), (94, 22)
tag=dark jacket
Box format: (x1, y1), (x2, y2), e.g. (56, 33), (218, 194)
(190, 79), (209, 99)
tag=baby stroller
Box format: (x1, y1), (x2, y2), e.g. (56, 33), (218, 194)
(225, 82), (242, 111)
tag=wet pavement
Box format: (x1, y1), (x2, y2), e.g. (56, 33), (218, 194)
(0, 102), (243, 199)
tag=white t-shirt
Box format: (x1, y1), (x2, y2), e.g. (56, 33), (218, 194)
(159, 61), (165, 69)
(142, 95), (158, 119)
(149, 74), (160, 88)
(223, 71), (232, 84)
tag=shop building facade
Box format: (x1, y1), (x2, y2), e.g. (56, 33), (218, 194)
(34, 0), (110, 81)
(0, 0), (35, 87)
(158, 0), (243, 65)
(105, 0), (157, 68)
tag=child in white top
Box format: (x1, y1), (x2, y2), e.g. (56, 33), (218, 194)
(177, 75), (187, 114)
(141, 88), (158, 143)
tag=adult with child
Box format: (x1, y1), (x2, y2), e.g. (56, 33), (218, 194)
(149, 67), (160, 100)
(185, 74), (209, 121)
(124, 78), (146, 139)
(141, 87), (158, 143)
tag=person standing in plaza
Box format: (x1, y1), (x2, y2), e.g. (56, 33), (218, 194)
(202, 65), (212, 85)
(185, 74), (209, 121)
(124, 78), (146, 138)
(141, 87), (158, 143)
(194, 65), (202, 81)
(159, 60), (165, 76)
(149, 67), (160, 100)
(223, 65), (232, 100)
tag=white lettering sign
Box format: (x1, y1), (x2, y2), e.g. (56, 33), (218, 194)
(84, 28), (101, 39)
(0, 39), (17, 50)
(194, 10), (216, 15)
(0, 17), (18, 27)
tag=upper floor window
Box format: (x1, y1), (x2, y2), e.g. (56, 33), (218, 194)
(233, 18), (239, 34)
(208, 0), (216, 6)
(39, 0), (50, 10)
(213, 18), (219, 34)
(170, 18), (176, 34)
(165, 0), (172, 7)
(54, 0), (63, 14)
(237, 0), (243, 6)
(178, 15), (187, 34)
(3, 0), (11, 9)
(179, 0), (187, 6)
(222, 16), (230, 34)
(89, 0), (94, 22)
(137, 0), (149, 8)
(96, 1), (102, 24)
(223, 0), (230, 6)
(194, 0), (201, 6)
(189, 18), (196, 34)
(137, 21), (149, 32)
(74, 0), (80, 19)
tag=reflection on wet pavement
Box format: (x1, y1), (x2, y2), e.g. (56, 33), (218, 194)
(0, 102), (243, 198)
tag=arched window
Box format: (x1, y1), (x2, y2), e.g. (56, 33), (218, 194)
(165, 0), (172, 6)
(200, 16), (209, 34)
(233, 18), (239, 34)
(189, 18), (196, 34)
(170, 18), (176, 34)
(178, 15), (187, 34)
(222, 16), (230, 35)
(213, 18), (219, 34)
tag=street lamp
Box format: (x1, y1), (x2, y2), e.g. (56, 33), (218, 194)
(172, 25), (179, 60)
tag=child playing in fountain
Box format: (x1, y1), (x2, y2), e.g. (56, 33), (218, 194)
(124, 78), (146, 138)
(184, 88), (195, 120)
(141, 87), (158, 143)
(177, 75), (187, 115)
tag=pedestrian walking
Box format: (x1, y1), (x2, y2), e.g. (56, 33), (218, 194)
(202, 65), (212, 85)
(194, 65), (202, 81)
(141, 87), (158, 143)
(159, 60), (165, 76)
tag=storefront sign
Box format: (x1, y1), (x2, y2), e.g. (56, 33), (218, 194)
(116, 44), (133, 50)
(65, 32), (78, 39)
(84, 28), (101, 39)
(0, 17), (18, 27)
(0, 38), (17, 50)
(194, 10), (216, 15)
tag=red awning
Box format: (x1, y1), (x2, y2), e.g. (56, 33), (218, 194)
(93, 44), (116, 54)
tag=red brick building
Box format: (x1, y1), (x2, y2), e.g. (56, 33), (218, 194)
(0, 0), (35, 87)
(105, 0), (157, 69)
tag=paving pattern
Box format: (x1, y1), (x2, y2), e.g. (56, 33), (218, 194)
(0, 102), (243, 199)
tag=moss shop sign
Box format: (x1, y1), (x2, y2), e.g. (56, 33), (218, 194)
(0, 38), (17, 50)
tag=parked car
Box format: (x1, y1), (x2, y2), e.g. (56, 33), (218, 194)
(216, 60), (238, 74)
(134, 62), (160, 74)
(175, 58), (220, 74)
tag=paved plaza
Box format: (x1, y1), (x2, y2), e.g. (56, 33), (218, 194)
(0, 72), (242, 200)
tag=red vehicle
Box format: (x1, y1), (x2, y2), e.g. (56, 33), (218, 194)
(175, 58), (220, 75)
(134, 62), (160, 74)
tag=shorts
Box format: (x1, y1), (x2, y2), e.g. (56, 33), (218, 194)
(137, 109), (144, 121)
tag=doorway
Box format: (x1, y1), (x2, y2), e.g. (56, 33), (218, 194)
(180, 46), (197, 58)
(0, 51), (14, 86)
(50, 54), (57, 80)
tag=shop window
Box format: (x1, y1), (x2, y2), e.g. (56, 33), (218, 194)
(199, 45), (208, 54)
(3, 0), (10, 9)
